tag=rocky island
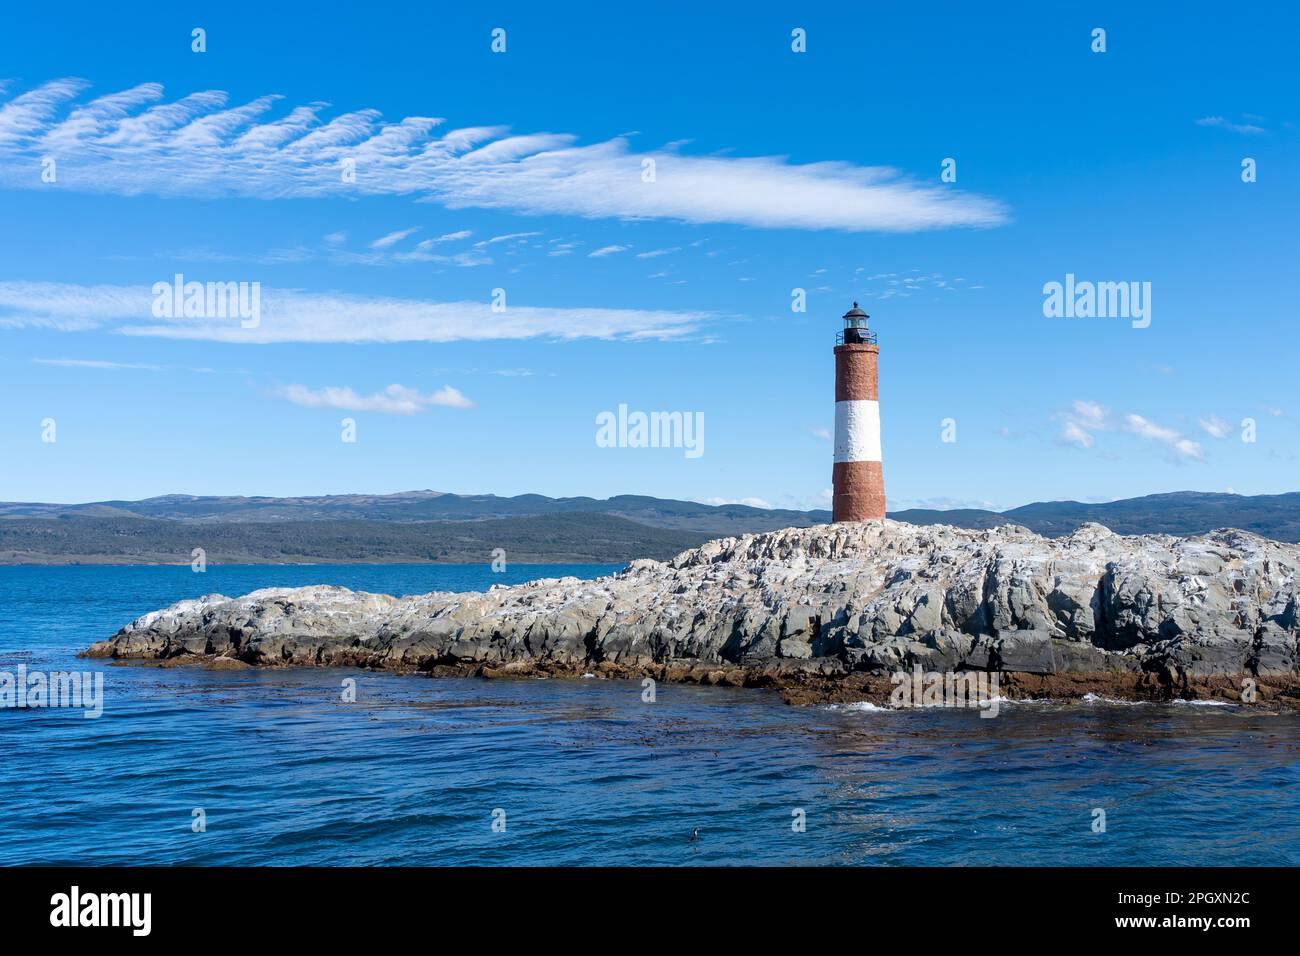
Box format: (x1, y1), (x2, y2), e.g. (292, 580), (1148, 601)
(85, 521), (1300, 708)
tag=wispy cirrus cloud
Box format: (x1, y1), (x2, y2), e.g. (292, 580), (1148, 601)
(859, 270), (975, 299)
(277, 383), (474, 415)
(32, 357), (215, 373)
(1194, 115), (1266, 135)
(0, 80), (1009, 232)
(0, 280), (709, 343)
(476, 231), (542, 246)
(369, 226), (420, 249)
(1199, 415), (1232, 439)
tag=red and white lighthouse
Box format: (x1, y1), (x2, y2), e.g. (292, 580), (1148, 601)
(832, 302), (886, 522)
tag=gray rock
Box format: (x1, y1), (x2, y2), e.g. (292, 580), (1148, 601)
(86, 521), (1300, 680)
(992, 630), (1057, 674)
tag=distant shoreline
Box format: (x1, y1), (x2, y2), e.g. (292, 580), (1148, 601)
(0, 556), (625, 567)
(0, 511), (710, 565)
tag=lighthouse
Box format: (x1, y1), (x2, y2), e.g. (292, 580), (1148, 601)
(833, 302), (886, 522)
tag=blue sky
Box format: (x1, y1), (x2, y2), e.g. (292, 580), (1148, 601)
(1, 1), (1296, 511)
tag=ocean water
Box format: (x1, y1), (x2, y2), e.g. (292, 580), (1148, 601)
(0, 564), (1296, 867)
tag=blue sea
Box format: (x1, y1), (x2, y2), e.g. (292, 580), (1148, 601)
(0, 564), (1296, 866)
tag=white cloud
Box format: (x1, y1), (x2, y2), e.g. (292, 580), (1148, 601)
(890, 496), (999, 512)
(1124, 414), (1204, 461)
(1060, 420), (1096, 449)
(426, 385), (473, 408)
(0, 80), (1009, 233)
(0, 77), (90, 142)
(1198, 415), (1231, 439)
(698, 497), (774, 510)
(1195, 115), (1266, 135)
(1056, 399), (1112, 448)
(1124, 413), (1181, 444)
(0, 280), (155, 332)
(1055, 401), (1203, 461)
(1069, 399), (1109, 430)
(589, 245), (629, 257)
(277, 383), (473, 415)
(636, 246), (681, 259)
(809, 426), (831, 441)
(0, 280), (709, 343)
(369, 227), (419, 249)
(434, 230), (472, 242)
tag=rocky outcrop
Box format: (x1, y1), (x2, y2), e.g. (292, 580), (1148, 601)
(85, 521), (1300, 705)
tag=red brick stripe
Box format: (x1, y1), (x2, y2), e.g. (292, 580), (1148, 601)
(832, 460), (886, 521)
(834, 344), (879, 402)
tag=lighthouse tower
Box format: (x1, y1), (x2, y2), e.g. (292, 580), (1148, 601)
(832, 303), (886, 522)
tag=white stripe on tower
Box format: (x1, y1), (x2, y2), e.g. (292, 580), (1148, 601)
(833, 400), (881, 464)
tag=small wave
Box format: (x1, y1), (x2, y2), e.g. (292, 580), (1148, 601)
(1080, 693), (1146, 706)
(984, 695), (1053, 706)
(1171, 698), (1236, 707)
(1078, 693), (1237, 708)
(827, 701), (892, 712)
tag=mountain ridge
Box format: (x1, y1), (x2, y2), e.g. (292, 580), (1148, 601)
(1, 490), (1297, 563)
(0, 490), (829, 535)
